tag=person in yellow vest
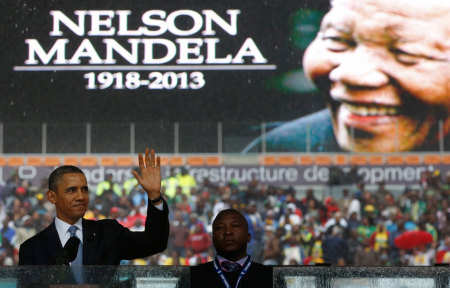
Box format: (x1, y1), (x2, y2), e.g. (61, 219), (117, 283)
(309, 239), (325, 264)
(161, 167), (179, 202)
(177, 167), (197, 198)
(122, 168), (140, 196)
(96, 173), (122, 198)
(370, 223), (389, 252)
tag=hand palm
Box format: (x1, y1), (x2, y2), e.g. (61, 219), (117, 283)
(139, 167), (161, 195)
(132, 148), (161, 199)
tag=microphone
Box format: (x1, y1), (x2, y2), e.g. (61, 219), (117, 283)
(56, 237), (80, 265)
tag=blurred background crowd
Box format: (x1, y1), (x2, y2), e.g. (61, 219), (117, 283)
(0, 166), (449, 267)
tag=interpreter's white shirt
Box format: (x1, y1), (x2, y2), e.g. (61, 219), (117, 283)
(217, 255), (249, 269)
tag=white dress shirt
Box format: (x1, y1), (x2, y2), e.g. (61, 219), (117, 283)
(55, 217), (83, 247)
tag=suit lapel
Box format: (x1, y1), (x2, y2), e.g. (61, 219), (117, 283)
(82, 218), (97, 265)
(42, 222), (63, 264)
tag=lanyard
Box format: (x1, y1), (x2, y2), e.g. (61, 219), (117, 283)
(213, 257), (252, 288)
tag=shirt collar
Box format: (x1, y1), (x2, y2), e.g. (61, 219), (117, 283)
(216, 254), (248, 268)
(55, 217), (83, 245)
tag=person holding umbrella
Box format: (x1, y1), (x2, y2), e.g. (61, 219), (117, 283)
(395, 224), (438, 266)
(403, 242), (438, 266)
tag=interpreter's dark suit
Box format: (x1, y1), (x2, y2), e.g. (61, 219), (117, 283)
(190, 261), (273, 288)
(18, 201), (169, 265)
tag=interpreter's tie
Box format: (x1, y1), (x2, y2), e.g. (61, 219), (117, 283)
(221, 261), (241, 272)
(68, 225), (83, 266)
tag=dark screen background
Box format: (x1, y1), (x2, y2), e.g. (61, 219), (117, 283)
(0, 0), (329, 124)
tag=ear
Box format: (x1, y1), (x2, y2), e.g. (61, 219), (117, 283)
(47, 190), (57, 204)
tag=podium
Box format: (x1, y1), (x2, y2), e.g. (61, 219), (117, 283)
(0, 265), (448, 287)
(7, 266), (189, 288)
(273, 266), (450, 288)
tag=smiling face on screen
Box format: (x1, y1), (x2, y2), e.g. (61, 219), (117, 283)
(303, 0), (450, 152)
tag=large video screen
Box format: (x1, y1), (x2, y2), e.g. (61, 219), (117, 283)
(2, 0), (449, 153)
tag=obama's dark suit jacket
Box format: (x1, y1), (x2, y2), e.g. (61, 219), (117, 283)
(18, 201), (169, 265)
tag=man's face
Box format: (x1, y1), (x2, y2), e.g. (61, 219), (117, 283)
(47, 173), (89, 224)
(212, 212), (250, 260)
(303, 0), (450, 152)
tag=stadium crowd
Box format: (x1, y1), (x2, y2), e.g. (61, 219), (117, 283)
(0, 166), (449, 267)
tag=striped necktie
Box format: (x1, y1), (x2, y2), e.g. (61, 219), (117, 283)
(68, 225), (82, 266)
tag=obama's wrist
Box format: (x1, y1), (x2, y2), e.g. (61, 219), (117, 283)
(149, 192), (163, 206)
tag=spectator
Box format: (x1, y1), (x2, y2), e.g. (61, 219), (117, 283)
(357, 216), (376, 242)
(244, 201), (264, 258)
(177, 167), (197, 198)
(403, 190), (426, 223)
(345, 230), (361, 266)
(404, 243), (437, 266)
(14, 215), (36, 250)
(369, 223), (389, 252)
(347, 192), (362, 221)
(100, 190), (116, 216)
(0, 215), (16, 256)
(185, 223), (211, 257)
(131, 186), (148, 208)
(122, 168), (139, 196)
(322, 226), (347, 265)
(354, 238), (381, 266)
(161, 167), (179, 202)
(262, 225), (282, 265)
(3, 173), (21, 206)
(176, 194), (192, 214)
(170, 211), (190, 257)
(96, 173), (121, 198)
(324, 196), (340, 220)
(130, 218), (145, 232)
(347, 212), (361, 232)
(436, 234), (450, 264)
(324, 211), (348, 236)
(279, 203), (302, 231)
(337, 189), (351, 217)
(282, 232), (305, 265)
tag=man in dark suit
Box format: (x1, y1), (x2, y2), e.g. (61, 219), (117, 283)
(190, 209), (273, 288)
(19, 148), (169, 266)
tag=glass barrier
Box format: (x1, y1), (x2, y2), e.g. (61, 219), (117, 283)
(273, 266), (450, 288)
(0, 266), (448, 288)
(0, 266), (189, 288)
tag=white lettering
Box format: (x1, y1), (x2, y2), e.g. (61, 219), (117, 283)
(116, 10), (143, 36)
(232, 38), (267, 64)
(69, 39), (103, 64)
(142, 39), (177, 64)
(88, 10), (115, 36)
(166, 10), (203, 36)
(25, 39), (69, 64)
(204, 38), (232, 64)
(285, 168), (298, 182)
(103, 38), (140, 64)
(202, 10), (240, 36)
(403, 167), (416, 182)
(141, 10), (168, 36)
(176, 38), (204, 64)
(24, 37), (267, 65)
(18, 166), (37, 180)
(50, 10), (87, 36)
